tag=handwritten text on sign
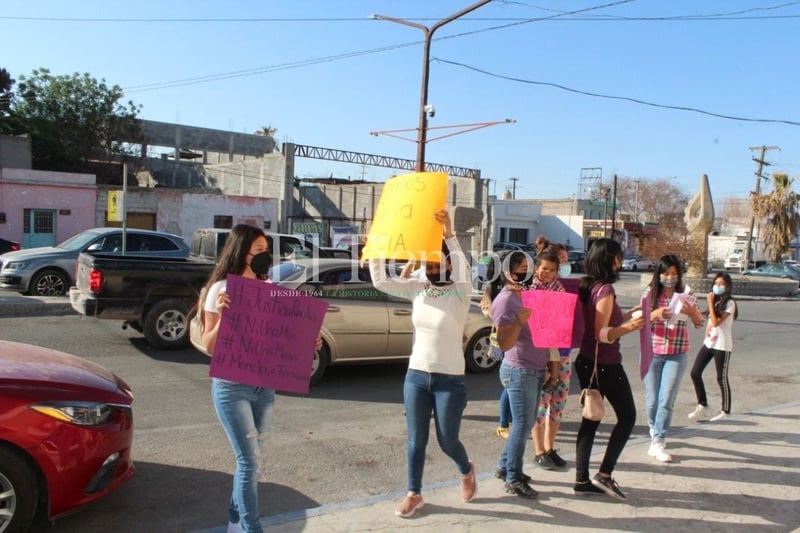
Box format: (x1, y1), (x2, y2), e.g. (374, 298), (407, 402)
(361, 172), (447, 261)
(520, 290), (578, 349)
(209, 274), (328, 394)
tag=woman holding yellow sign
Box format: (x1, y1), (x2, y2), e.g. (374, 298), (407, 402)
(369, 208), (477, 519)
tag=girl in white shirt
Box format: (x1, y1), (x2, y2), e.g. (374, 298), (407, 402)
(369, 209), (477, 518)
(688, 272), (738, 422)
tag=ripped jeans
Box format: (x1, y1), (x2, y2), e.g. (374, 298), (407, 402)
(212, 378), (275, 533)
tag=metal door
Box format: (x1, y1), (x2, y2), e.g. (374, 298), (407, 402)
(22, 209), (56, 248)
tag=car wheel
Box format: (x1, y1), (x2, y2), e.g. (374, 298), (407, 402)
(310, 342), (330, 385)
(0, 446), (39, 533)
(631, 265), (638, 272)
(30, 269), (69, 296)
(464, 327), (497, 373)
(144, 299), (191, 349)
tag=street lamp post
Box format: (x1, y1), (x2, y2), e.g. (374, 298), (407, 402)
(372, 0), (492, 172)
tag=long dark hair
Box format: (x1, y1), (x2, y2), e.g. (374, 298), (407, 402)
(579, 238), (622, 303)
(206, 224), (267, 288)
(649, 254), (685, 310)
(483, 249), (533, 301)
(711, 272), (738, 320)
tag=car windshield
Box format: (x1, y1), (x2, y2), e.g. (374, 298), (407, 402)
(268, 262), (306, 282)
(57, 231), (103, 251)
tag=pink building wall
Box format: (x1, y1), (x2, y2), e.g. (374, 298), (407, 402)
(0, 168), (97, 244)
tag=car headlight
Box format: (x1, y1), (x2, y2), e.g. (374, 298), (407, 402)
(4, 261), (27, 270)
(31, 401), (116, 426)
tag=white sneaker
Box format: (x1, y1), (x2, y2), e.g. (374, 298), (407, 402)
(709, 411), (729, 422)
(688, 404), (706, 420)
(227, 521), (243, 533)
(648, 441), (673, 462)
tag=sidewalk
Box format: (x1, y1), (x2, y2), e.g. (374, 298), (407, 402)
(198, 401), (800, 533)
(0, 293), (74, 316)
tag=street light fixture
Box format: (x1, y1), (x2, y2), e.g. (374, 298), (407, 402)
(371, 0), (493, 172)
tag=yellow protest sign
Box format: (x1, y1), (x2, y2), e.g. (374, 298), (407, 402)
(361, 172), (448, 261)
(107, 190), (123, 222)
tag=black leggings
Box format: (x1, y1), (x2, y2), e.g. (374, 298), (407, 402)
(574, 356), (636, 483)
(690, 345), (732, 414)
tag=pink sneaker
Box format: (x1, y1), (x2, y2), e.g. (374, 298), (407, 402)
(395, 492), (424, 518)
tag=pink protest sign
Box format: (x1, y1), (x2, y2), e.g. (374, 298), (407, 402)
(560, 278), (585, 348)
(209, 274), (328, 394)
(520, 290), (578, 349)
(639, 291), (654, 380)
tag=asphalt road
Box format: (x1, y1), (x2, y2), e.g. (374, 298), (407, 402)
(2, 276), (798, 532)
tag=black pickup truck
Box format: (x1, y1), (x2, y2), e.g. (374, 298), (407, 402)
(69, 253), (214, 349)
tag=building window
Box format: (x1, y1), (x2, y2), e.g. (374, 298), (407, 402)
(214, 215), (233, 229)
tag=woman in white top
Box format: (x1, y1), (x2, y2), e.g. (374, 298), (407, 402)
(688, 272), (738, 422)
(369, 209), (477, 518)
(200, 224), (274, 533)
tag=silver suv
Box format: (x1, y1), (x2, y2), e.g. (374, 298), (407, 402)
(0, 227), (189, 296)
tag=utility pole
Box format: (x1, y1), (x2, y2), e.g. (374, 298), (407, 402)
(509, 177), (519, 199)
(610, 174), (618, 240)
(744, 145), (780, 270)
(371, 0), (493, 172)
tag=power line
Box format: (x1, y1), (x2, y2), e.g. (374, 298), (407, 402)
(434, 58), (800, 127)
(2, 1), (799, 23)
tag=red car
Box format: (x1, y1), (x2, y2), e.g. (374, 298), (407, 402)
(0, 340), (134, 531)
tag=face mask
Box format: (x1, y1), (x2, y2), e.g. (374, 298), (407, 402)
(509, 272), (531, 289)
(249, 251), (273, 276)
(660, 276), (677, 288)
(558, 264), (572, 278)
(712, 285), (726, 296)
(426, 270), (452, 286)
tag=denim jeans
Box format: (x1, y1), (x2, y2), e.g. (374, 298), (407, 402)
(644, 353), (688, 442)
(497, 362), (545, 482)
(404, 369), (471, 494)
(498, 388), (512, 428)
(212, 378), (275, 533)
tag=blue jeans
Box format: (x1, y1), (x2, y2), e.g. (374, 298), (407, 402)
(644, 353), (688, 442)
(497, 362), (545, 482)
(498, 388), (512, 428)
(404, 369), (471, 494)
(212, 378), (276, 533)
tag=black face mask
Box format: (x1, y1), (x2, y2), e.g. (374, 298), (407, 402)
(249, 251), (273, 277)
(426, 270), (452, 286)
(509, 272), (531, 289)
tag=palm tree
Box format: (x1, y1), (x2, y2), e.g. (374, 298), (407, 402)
(751, 172), (799, 262)
(254, 124), (278, 152)
(254, 124), (277, 137)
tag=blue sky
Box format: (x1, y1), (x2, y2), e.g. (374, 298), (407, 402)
(3, 0), (799, 204)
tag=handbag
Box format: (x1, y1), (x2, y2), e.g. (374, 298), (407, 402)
(579, 342), (605, 421)
(189, 287), (212, 357)
(489, 324), (504, 361)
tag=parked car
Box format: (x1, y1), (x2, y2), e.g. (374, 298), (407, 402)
(742, 262), (800, 284)
(621, 255), (656, 271)
(190, 228), (332, 263)
(268, 258), (496, 384)
(492, 242), (535, 254)
(319, 246), (352, 259)
(0, 236), (20, 254)
(568, 250), (587, 273)
(0, 227), (189, 296)
(0, 340), (134, 532)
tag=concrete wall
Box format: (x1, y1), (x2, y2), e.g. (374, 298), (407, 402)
(492, 199), (542, 244)
(95, 187), (277, 243)
(0, 168), (96, 243)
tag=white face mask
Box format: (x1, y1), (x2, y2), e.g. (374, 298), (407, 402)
(558, 264), (572, 278)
